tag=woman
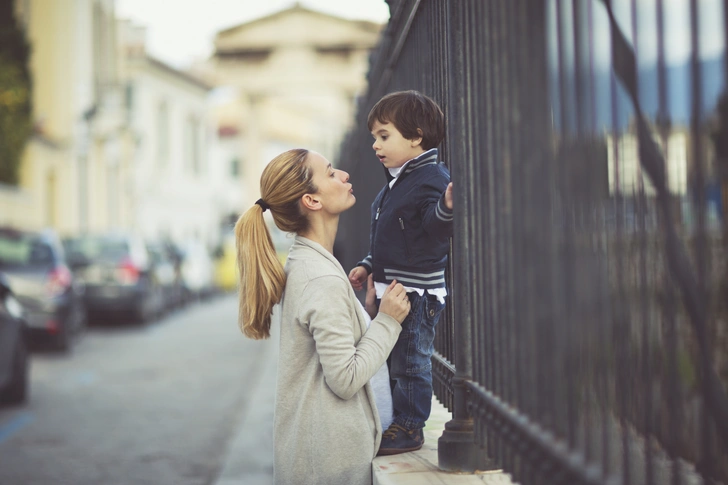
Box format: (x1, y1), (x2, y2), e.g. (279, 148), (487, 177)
(235, 148), (410, 485)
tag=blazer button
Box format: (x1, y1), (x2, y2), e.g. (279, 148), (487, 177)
(429, 309), (435, 317)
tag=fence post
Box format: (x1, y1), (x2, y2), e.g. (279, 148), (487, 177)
(437, 0), (498, 472)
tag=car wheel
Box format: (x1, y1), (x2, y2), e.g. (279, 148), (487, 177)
(132, 295), (153, 324)
(74, 301), (88, 336)
(54, 320), (71, 352)
(2, 338), (29, 405)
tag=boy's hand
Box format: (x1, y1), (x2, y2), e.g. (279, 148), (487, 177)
(379, 280), (410, 324)
(364, 274), (377, 319)
(444, 182), (453, 210)
(348, 266), (368, 291)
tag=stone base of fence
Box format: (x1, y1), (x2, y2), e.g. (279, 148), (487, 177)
(373, 397), (513, 485)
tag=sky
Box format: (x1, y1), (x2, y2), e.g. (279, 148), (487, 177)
(115, 0), (391, 68)
(548, 0), (725, 68)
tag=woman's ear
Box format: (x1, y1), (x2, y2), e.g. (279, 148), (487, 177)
(301, 193), (321, 211)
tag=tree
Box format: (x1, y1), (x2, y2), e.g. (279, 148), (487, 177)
(0, 0), (32, 186)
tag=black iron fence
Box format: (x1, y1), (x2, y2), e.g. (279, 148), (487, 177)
(335, 1), (728, 484)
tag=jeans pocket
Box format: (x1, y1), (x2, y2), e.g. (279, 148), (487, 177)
(415, 296), (445, 355)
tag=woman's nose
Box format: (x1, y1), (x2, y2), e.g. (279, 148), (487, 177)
(340, 170), (350, 182)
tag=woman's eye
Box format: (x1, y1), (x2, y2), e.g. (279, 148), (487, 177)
(329, 171), (336, 177)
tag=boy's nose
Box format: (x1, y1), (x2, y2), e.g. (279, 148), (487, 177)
(372, 140), (379, 150)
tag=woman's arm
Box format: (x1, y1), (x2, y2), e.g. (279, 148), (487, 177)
(299, 275), (401, 400)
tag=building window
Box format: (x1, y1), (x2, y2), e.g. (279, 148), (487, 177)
(186, 116), (200, 174)
(157, 102), (169, 166)
(230, 157), (240, 177)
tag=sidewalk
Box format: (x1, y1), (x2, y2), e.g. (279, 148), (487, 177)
(213, 332), (513, 485)
(372, 402), (513, 485)
(212, 334), (277, 485)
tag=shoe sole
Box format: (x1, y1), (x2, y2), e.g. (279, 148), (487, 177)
(376, 444), (423, 456)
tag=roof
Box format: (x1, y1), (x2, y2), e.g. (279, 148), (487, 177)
(216, 3), (382, 40)
(145, 56), (212, 91)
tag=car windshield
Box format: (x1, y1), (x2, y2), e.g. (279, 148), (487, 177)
(0, 232), (54, 268)
(65, 237), (130, 263)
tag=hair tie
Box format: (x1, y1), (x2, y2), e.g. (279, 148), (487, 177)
(255, 198), (270, 212)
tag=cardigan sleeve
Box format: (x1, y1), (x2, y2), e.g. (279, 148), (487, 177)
(299, 274), (401, 400)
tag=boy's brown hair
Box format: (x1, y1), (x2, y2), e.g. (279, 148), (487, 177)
(367, 90), (445, 150)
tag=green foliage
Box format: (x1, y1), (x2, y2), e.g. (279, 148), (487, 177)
(0, 2), (32, 185)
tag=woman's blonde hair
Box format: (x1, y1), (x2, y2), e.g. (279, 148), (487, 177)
(235, 148), (316, 339)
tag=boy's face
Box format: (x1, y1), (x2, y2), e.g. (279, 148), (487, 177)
(370, 120), (425, 169)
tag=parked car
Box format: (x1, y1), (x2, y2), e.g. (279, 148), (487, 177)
(0, 272), (29, 405)
(63, 234), (165, 323)
(0, 227), (85, 351)
(180, 240), (215, 301)
(213, 235), (237, 292)
(146, 242), (184, 311)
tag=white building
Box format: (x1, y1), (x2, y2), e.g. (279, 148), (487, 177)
(119, 20), (219, 248)
(607, 130), (689, 196)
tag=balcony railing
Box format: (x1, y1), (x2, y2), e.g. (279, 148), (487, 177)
(335, 1), (728, 484)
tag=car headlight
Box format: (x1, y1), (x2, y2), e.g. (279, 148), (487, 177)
(4, 294), (23, 320)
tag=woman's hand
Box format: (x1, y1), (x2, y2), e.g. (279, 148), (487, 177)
(378, 279), (410, 324)
(348, 266), (368, 291)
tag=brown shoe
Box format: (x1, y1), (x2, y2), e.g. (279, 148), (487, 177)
(377, 424), (424, 456)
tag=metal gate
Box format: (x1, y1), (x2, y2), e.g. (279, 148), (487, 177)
(335, 1), (728, 483)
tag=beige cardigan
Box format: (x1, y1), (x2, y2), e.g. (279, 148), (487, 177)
(274, 236), (401, 485)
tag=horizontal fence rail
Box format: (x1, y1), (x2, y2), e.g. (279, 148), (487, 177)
(336, 0), (728, 483)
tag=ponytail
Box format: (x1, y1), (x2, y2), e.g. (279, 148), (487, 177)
(235, 205), (285, 339)
(234, 148), (316, 339)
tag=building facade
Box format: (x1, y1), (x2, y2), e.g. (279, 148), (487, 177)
(1, 0), (131, 235)
(207, 4), (383, 211)
(119, 20), (218, 247)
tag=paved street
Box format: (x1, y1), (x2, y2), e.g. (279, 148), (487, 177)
(0, 295), (272, 485)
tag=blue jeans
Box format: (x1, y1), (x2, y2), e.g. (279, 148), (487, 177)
(387, 291), (445, 430)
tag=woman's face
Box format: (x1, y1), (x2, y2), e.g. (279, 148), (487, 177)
(307, 152), (355, 215)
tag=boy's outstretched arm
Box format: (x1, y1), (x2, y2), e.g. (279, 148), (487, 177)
(420, 181), (454, 237)
(444, 182), (453, 210)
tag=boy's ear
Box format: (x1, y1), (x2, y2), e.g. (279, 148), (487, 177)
(410, 128), (424, 148)
(301, 193), (321, 211)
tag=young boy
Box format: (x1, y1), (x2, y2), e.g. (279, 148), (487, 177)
(348, 90), (453, 455)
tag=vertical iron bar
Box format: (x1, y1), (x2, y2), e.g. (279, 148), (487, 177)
(554, 0), (570, 444)
(629, 1), (655, 483)
(437, 0), (497, 471)
(503, 0), (518, 417)
(587, 0), (613, 479)
(608, 2), (631, 481)
(483, 0), (497, 462)
(487, 0), (501, 465)
(688, 0), (713, 481)
(655, 0), (683, 482)
(491, 0), (505, 467)
(569, 0), (584, 455)
(468, 0), (486, 451)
